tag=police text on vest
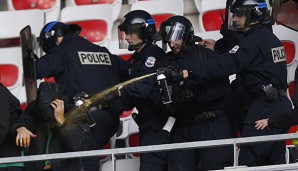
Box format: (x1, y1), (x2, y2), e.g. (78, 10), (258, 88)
(271, 46), (286, 63)
(78, 52), (112, 65)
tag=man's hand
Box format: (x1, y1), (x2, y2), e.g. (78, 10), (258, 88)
(16, 126), (37, 147)
(255, 118), (269, 130)
(51, 99), (65, 126)
(202, 39), (216, 50)
(157, 67), (185, 83)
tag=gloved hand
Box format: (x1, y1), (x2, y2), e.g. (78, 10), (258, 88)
(157, 66), (184, 83)
(173, 89), (193, 104)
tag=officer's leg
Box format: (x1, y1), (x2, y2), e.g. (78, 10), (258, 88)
(239, 124), (286, 166)
(139, 128), (170, 171)
(168, 127), (198, 171)
(239, 97), (291, 166)
(82, 110), (120, 171)
(199, 114), (234, 170)
(0, 167), (23, 171)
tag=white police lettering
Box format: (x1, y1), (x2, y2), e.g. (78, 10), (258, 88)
(271, 46), (286, 63)
(229, 45), (240, 54)
(145, 56), (156, 67)
(78, 52), (112, 65)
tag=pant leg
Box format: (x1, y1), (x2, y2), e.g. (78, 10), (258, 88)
(0, 167), (23, 171)
(239, 97), (291, 166)
(139, 128), (170, 171)
(199, 114), (234, 170)
(82, 110), (120, 171)
(167, 127), (198, 171)
(168, 114), (233, 171)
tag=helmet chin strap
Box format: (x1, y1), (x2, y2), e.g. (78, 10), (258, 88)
(128, 42), (144, 51)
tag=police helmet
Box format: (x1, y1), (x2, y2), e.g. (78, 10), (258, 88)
(118, 10), (157, 50)
(39, 21), (82, 53)
(159, 16), (195, 46)
(230, 0), (269, 27)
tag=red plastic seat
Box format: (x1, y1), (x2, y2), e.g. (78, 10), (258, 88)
(68, 20), (108, 43)
(152, 14), (174, 31)
(11, 0), (56, 10)
(282, 41), (296, 65)
(74, 0), (116, 5)
(44, 77), (56, 83)
(202, 9), (226, 31)
(288, 81), (295, 101)
(120, 109), (133, 118)
(0, 65), (18, 88)
(128, 133), (140, 157)
(287, 81), (297, 145)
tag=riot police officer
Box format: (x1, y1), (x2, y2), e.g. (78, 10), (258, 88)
(163, 0), (291, 167)
(158, 16), (233, 170)
(36, 21), (130, 171)
(107, 10), (169, 171)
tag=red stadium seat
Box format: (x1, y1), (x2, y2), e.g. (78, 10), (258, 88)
(0, 64), (18, 87)
(282, 41), (296, 65)
(128, 133), (140, 157)
(68, 20), (108, 43)
(8, 0), (61, 23)
(152, 14), (174, 31)
(131, 0), (184, 31)
(11, 0), (56, 10)
(195, 0), (226, 32)
(65, 0), (122, 21)
(74, 0), (116, 5)
(60, 4), (113, 48)
(202, 9), (226, 31)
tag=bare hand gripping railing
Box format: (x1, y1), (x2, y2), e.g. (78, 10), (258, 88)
(0, 133), (297, 171)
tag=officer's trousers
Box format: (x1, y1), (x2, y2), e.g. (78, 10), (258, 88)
(0, 167), (23, 171)
(139, 122), (170, 171)
(168, 113), (233, 171)
(239, 96), (292, 167)
(82, 110), (120, 171)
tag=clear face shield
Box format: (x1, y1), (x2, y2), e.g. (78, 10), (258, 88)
(272, 0), (298, 31)
(118, 24), (143, 50)
(164, 22), (187, 43)
(227, 6), (252, 31)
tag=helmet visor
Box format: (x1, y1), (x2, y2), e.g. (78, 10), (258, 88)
(164, 22), (186, 43)
(227, 6), (251, 31)
(118, 24), (142, 49)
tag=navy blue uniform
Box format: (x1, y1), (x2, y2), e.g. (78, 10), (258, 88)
(166, 45), (233, 171)
(35, 33), (130, 171)
(192, 24), (292, 166)
(113, 43), (169, 171)
(268, 67), (298, 129)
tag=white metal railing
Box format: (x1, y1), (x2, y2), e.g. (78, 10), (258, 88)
(0, 133), (298, 171)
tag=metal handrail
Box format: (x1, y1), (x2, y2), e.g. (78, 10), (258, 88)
(0, 133), (297, 171)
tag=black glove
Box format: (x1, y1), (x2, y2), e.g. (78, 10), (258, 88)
(157, 66), (184, 83)
(172, 89), (193, 104)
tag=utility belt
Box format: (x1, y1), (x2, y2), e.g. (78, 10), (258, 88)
(254, 84), (287, 102)
(177, 110), (221, 126)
